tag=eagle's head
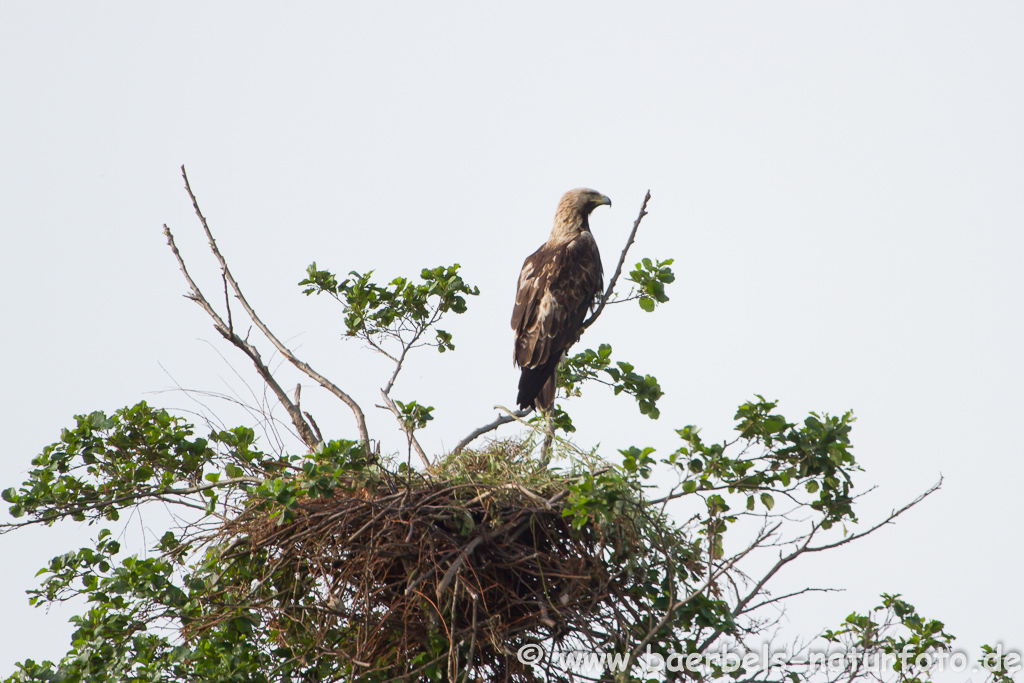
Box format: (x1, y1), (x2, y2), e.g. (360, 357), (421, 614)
(562, 188), (612, 214)
(551, 188), (611, 240)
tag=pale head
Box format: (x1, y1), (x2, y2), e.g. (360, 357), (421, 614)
(550, 188), (612, 241)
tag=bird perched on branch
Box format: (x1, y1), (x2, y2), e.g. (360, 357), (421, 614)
(512, 188), (609, 411)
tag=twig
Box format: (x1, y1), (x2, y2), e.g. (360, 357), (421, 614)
(379, 389), (432, 469)
(448, 577), (459, 683)
(739, 586), (841, 615)
(583, 190), (651, 330)
(381, 324), (425, 396)
(697, 478), (942, 655)
(303, 410), (323, 444)
(435, 535), (487, 601)
(451, 407), (532, 454)
(462, 591), (478, 683)
(164, 224), (318, 450)
(346, 500), (401, 543)
(375, 321), (433, 467)
(404, 566), (438, 596)
(622, 523), (777, 681)
(493, 405), (587, 457)
(513, 483), (553, 510)
(222, 271), (233, 335)
(803, 477), (942, 554)
(178, 166), (371, 451)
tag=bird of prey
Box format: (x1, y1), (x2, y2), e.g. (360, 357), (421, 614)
(511, 188), (610, 411)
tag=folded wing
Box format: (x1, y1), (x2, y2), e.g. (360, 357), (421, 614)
(511, 233), (602, 410)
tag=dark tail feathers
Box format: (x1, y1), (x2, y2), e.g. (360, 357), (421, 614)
(517, 355), (561, 411)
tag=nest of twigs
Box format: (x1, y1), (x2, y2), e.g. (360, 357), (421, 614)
(205, 440), (643, 681)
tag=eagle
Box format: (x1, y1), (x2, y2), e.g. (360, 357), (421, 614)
(512, 188), (610, 411)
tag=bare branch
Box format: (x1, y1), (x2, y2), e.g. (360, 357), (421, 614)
(435, 534), (487, 601)
(804, 477), (942, 554)
(451, 407), (533, 454)
(222, 271), (233, 336)
(624, 523), (779, 678)
(176, 166), (371, 451)
(304, 410), (324, 444)
(740, 586), (842, 615)
(164, 224), (318, 450)
(583, 190), (651, 330)
(382, 322), (427, 396)
(463, 593), (478, 683)
(698, 478), (942, 654)
(493, 405), (588, 457)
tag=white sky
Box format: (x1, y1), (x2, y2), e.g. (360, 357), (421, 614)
(1, 1), (1021, 675)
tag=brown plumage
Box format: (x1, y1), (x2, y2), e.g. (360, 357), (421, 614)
(512, 188), (610, 411)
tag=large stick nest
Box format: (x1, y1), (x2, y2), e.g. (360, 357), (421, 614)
(203, 441), (647, 681)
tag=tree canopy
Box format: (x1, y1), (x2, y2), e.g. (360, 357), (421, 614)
(2, 171), (1018, 683)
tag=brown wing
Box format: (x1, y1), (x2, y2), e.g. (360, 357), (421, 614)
(512, 232), (603, 372)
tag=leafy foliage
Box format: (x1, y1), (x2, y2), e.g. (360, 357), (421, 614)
(813, 594), (1018, 683)
(674, 395), (859, 529)
(2, 411), (390, 683)
(3, 193), (1010, 683)
(300, 263), (478, 354)
(394, 399), (435, 432)
(559, 344), (665, 420)
(4, 393), (1007, 683)
(823, 593), (956, 683)
(626, 257), (675, 312)
(4, 403), (222, 524)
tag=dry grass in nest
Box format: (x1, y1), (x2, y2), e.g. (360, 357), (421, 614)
(198, 439), (643, 680)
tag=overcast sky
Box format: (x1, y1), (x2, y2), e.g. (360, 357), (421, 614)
(1, 2), (1021, 676)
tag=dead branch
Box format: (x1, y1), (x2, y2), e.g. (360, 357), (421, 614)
(622, 522), (779, 680)
(435, 534), (487, 601)
(584, 189), (651, 330)
(695, 478), (943, 655)
(494, 404), (588, 457)
(451, 407), (533, 455)
(806, 478), (942, 553)
(177, 166), (371, 451)
(739, 586), (841, 615)
(164, 225), (318, 449)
